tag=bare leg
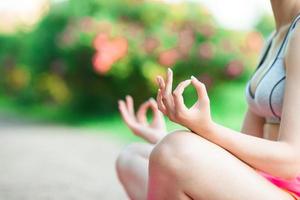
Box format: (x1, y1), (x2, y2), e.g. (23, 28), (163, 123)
(148, 131), (295, 200)
(116, 142), (154, 200)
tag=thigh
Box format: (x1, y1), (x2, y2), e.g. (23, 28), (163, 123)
(155, 131), (295, 200)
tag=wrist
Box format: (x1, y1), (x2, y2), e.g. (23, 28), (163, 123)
(190, 119), (217, 137)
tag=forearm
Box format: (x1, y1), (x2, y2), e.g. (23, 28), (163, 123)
(154, 68), (300, 178)
(199, 122), (300, 179)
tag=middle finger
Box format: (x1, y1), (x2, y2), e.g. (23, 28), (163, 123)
(162, 68), (175, 114)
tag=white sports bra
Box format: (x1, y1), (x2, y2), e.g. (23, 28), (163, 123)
(245, 14), (300, 124)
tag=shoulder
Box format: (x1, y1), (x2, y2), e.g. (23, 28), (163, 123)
(285, 23), (300, 74)
(287, 22), (300, 49)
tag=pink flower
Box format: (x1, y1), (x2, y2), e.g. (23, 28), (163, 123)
(92, 33), (128, 75)
(224, 60), (244, 78)
(78, 17), (95, 33)
(112, 37), (128, 60)
(92, 52), (114, 75)
(197, 73), (213, 90)
(244, 32), (263, 53)
(142, 37), (160, 53)
(220, 39), (235, 53)
(240, 31), (263, 54)
(198, 24), (216, 38)
(198, 42), (215, 60)
(158, 49), (180, 67)
(177, 28), (195, 57)
(93, 33), (109, 50)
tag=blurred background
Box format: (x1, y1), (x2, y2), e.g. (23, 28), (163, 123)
(0, 0), (275, 199)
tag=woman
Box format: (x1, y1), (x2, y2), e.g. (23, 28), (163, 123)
(116, 0), (300, 199)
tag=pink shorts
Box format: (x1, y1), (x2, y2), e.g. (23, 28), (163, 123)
(256, 169), (300, 199)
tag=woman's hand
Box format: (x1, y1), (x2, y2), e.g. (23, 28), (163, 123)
(156, 68), (214, 136)
(118, 95), (167, 144)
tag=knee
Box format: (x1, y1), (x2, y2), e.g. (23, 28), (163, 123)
(149, 130), (212, 176)
(115, 143), (143, 176)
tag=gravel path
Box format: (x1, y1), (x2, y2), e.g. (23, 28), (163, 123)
(0, 123), (128, 200)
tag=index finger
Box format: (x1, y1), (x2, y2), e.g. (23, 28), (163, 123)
(172, 79), (191, 111)
(136, 100), (151, 125)
(191, 76), (209, 102)
(165, 68), (173, 95)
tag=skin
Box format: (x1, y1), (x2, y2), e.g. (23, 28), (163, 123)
(116, 0), (300, 199)
(116, 96), (167, 200)
(118, 96), (167, 145)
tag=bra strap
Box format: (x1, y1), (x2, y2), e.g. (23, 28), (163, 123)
(255, 31), (276, 72)
(277, 13), (300, 59)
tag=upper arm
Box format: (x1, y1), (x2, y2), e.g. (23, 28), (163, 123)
(279, 24), (300, 150)
(240, 107), (265, 138)
(240, 33), (274, 138)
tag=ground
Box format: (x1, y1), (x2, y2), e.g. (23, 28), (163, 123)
(0, 118), (128, 200)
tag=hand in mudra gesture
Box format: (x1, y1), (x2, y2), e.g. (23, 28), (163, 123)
(156, 68), (214, 135)
(118, 95), (167, 144)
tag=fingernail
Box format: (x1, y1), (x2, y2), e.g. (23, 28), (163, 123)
(156, 78), (161, 86)
(168, 68), (172, 73)
(157, 78), (161, 86)
(191, 75), (196, 80)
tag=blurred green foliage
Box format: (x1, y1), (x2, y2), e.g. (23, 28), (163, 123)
(255, 14), (275, 37)
(0, 0), (270, 119)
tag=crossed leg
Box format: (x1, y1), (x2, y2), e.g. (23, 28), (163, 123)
(116, 142), (154, 200)
(147, 130), (295, 200)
